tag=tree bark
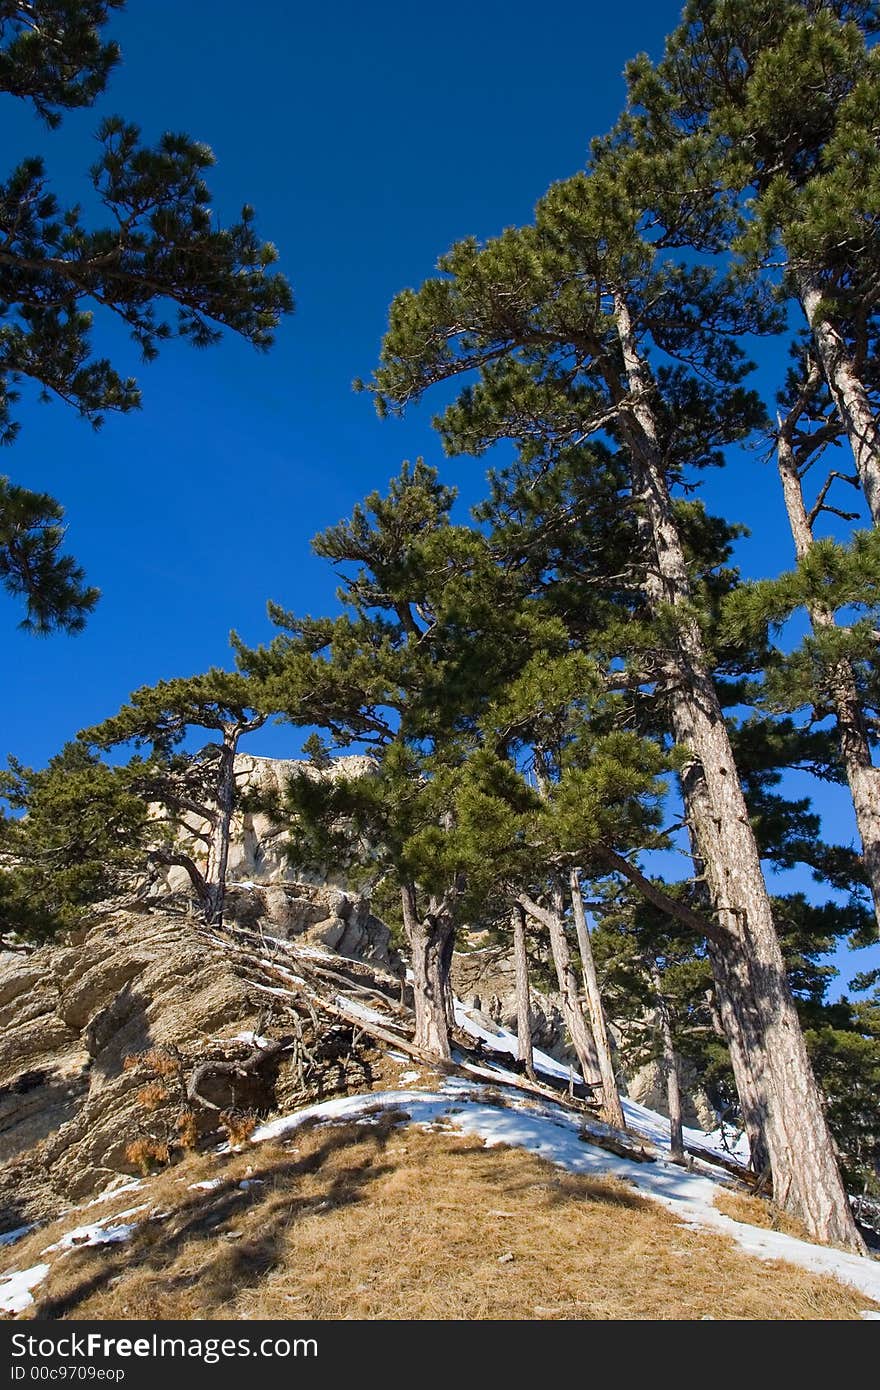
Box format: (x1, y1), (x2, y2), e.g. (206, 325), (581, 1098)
(511, 904), (536, 1080)
(610, 291), (864, 1252)
(777, 427), (880, 934)
(600, 841), (769, 1168)
(204, 731), (238, 926)
(441, 922), (457, 1031)
(799, 277), (880, 529)
(520, 888), (602, 1089)
(649, 963), (684, 1161)
(147, 848), (212, 915)
(569, 868), (626, 1129)
(401, 885), (453, 1059)
(704, 935), (770, 1175)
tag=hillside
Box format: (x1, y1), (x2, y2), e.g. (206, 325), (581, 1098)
(1, 905), (879, 1321)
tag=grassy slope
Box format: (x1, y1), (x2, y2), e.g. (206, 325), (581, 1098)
(7, 1114), (878, 1322)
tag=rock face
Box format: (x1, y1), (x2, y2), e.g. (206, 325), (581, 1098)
(222, 880), (397, 966)
(625, 1058), (719, 1133)
(0, 907), (387, 1229)
(451, 942), (576, 1063)
(154, 753), (376, 893)
(150, 752), (396, 965)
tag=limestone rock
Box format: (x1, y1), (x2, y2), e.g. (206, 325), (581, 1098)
(626, 1057), (719, 1133)
(152, 753), (376, 894)
(0, 907), (384, 1230)
(451, 943), (575, 1063)
(222, 881), (397, 967)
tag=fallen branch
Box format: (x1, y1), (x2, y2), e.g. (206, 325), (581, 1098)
(578, 1128), (656, 1163)
(187, 1038), (285, 1112)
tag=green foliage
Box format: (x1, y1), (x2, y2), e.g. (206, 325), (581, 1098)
(81, 669), (268, 753)
(0, 1), (123, 125)
(590, 887), (735, 1112)
(0, 475), (98, 632)
(0, 741), (149, 941)
(368, 169), (768, 488)
(0, 0), (293, 632)
(616, 2), (880, 409)
(806, 1000), (880, 1194)
(236, 462), (675, 932)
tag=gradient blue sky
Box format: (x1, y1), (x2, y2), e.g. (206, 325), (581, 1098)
(3, 0), (877, 991)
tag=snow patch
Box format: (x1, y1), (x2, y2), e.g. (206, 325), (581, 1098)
(336, 995), (397, 1026)
(83, 1180), (144, 1210)
(232, 1031), (271, 1049)
(0, 1264), (50, 1315)
(0, 1226), (33, 1248)
(42, 1206), (147, 1254)
(248, 1083), (880, 1305)
(454, 999), (749, 1167)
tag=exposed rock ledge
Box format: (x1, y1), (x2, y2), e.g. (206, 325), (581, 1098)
(0, 900), (396, 1231)
(153, 753), (376, 894)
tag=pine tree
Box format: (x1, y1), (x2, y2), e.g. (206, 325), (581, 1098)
(721, 345), (880, 931)
(616, 0), (880, 526)
(0, 2), (123, 123)
(0, 739), (150, 941)
(0, 1), (293, 631)
(591, 887), (731, 1151)
(80, 669), (269, 924)
(473, 631), (673, 1122)
(0, 476), (98, 632)
(236, 462), (676, 1086)
(366, 163), (864, 1247)
(234, 463), (552, 1056)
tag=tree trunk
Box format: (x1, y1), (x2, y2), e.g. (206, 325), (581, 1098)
(542, 888), (602, 1090)
(569, 868), (626, 1129)
(777, 429), (880, 934)
(401, 885), (453, 1059)
(512, 904), (536, 1080)
(204, 731), (238, 926)
(610, 292), (864, 1252)
(704, 935), (770, 1175)
(799, 277), (880, 529)
(147, 848), (212, 917)
(440, 923), (457, 1030)
(649, 963), (684, 1161)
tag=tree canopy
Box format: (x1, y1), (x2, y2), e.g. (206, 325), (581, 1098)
(0, 0), (293, 632)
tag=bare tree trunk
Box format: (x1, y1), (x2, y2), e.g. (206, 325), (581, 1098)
(569, 869), (625, 1129)
(799, 277), (880, 529)
(521, 888), (602, 1090)
(441, 926), (457, 1031)
(704, 935), (770, 1175)
(147, 848), (212, 916)
(610, 292), (864, 1252)
(649, 963), (684, 1161)
(777, 428), (880, 934)
(401, 885), (453, 1059)
(204, 731), (238, 926)
(512, 904), (536, 1080)
(601, 838), (770, 1170)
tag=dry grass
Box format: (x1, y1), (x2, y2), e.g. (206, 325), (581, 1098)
(5, 1114), (878, 1322)
(714, 1188), (813, 1241)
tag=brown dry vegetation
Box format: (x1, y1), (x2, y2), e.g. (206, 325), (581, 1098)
(4, 1115), (878, 1322)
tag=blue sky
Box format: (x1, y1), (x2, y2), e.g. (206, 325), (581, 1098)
(2, 0), (877, 991)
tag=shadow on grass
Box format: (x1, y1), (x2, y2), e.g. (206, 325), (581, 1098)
(33, 1112), (408, 1320)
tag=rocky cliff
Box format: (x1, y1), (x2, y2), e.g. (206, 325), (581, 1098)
(153, 752), (376, 894)
(0, 898), (403, 1232)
